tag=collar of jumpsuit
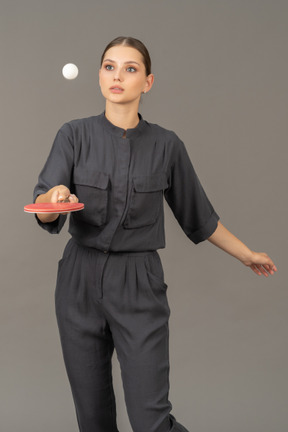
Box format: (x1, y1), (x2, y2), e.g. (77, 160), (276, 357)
(101, 111), (146, 139)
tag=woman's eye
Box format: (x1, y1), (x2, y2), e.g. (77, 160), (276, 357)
(127, 67), (136, 72)
(105, 65), (114, 71)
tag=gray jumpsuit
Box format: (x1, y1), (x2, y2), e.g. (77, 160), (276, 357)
(34, 112), (219, 432)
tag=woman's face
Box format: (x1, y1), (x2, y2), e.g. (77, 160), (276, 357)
(99, 45), (154, 106)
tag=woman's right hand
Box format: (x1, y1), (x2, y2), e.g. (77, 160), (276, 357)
(35, 185), (79, 223)
(49, 185), (73, 203)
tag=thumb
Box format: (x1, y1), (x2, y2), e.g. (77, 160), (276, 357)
(51, 189), (60, 203)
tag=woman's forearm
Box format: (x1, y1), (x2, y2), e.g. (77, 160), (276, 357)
(208, 221), (253, 264)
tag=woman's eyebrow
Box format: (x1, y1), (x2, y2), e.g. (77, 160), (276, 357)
(103, 58), (140, 66)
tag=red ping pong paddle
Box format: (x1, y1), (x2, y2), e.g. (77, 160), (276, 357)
(24, 202), (84, 214)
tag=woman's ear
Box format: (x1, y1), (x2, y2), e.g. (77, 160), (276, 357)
(144, 73), (154, 94)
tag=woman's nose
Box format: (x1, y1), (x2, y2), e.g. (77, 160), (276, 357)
(113, 68), (123, 81)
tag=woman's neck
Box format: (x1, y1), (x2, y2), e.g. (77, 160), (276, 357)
(105, 102), (140, 131)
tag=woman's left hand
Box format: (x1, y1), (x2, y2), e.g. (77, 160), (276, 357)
(242, 252), (278, 277)
(208, 222), (278, 277)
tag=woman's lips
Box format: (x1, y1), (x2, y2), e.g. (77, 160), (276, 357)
(110, 87), (124, 94)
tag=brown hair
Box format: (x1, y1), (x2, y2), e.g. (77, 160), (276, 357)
(100, 36), (152, 76)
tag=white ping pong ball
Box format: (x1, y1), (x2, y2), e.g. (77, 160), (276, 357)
(62, 63), (79, 80)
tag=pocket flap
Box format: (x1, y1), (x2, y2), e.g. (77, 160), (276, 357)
(133, 174), (168, 192)
(73, 171), (109, 189)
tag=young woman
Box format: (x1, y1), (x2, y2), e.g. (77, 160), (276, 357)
(34, 37), (277, 432)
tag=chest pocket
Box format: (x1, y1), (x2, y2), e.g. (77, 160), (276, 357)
(73, 171), (109, 226)
(123, 173), (168, 229)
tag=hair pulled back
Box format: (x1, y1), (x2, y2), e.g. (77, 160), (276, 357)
(101, 36), (152, 76)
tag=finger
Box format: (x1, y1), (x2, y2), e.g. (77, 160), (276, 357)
(58, 193), (70, 202)
(251, 264), (269, 277)
(51, 189), (66, 203)
(51, 189), (60, 203)
(257, 265), (269, 277)
(262, 257), (277, 274)
(258, 262), (272, 277)
(250, 264), (262, 276)
(267, 262), (277, 273)
(68, 194), (79, 203)
(58, 188), (71, 202)
(263, 264), (275, 275)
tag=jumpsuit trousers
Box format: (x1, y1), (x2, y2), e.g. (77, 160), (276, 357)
(55, 238), (189, 432)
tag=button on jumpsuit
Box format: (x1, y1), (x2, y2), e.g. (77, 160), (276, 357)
(34, 112), (219, 432)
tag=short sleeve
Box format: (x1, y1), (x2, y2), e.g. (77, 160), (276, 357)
(164, 136), (219, 244)
(33, 124), (74, 234)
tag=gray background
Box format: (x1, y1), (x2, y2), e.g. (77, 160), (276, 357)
(1, 1), (287, 431)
